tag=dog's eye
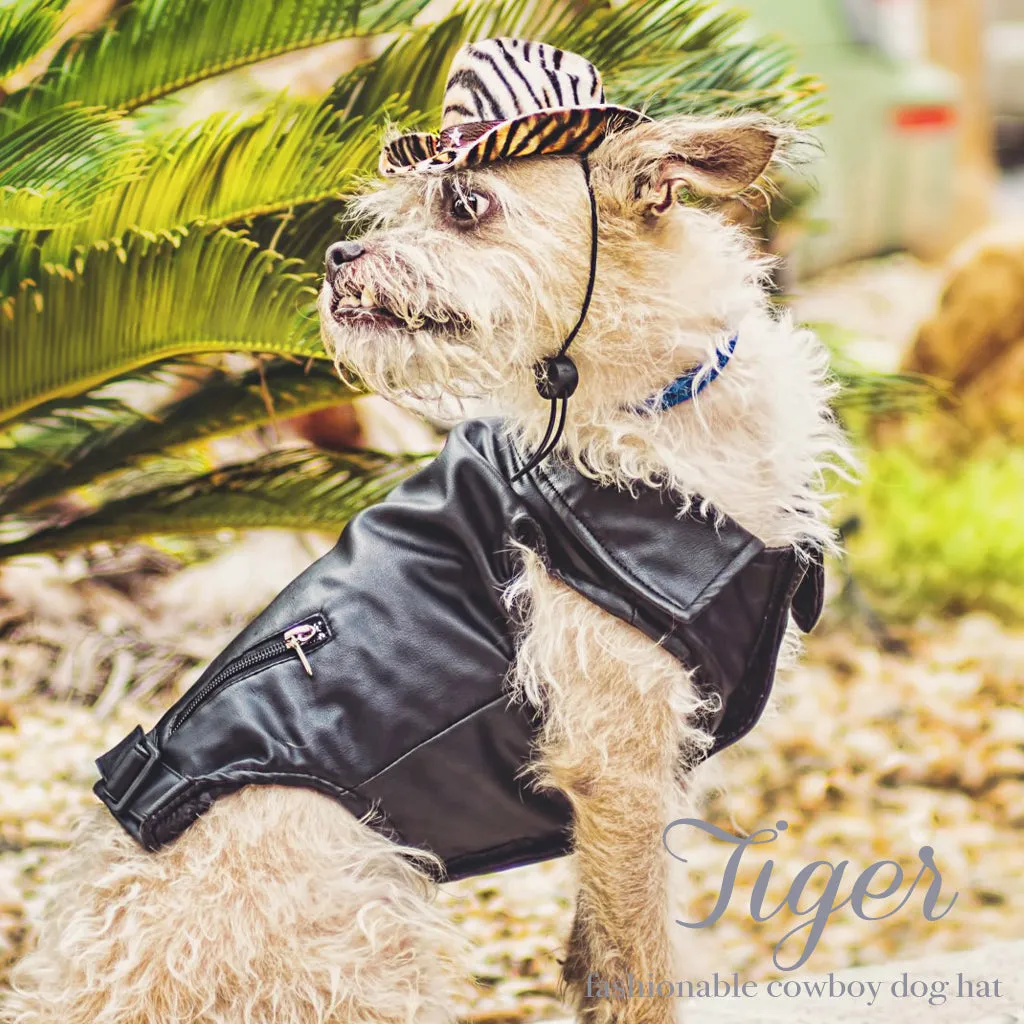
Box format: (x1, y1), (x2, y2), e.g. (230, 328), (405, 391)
(450, 191), (490, 223)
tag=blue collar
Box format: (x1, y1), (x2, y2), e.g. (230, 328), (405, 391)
(642, 333), (738, 412)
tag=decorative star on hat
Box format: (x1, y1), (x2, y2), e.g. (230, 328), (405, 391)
(379, 37), (650, 176)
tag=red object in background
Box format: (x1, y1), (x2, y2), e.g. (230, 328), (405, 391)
(893, 105), (957, 131)
(289, 404), (364, 452)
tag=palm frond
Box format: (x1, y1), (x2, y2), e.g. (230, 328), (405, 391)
(556, 0), (744, 69)
(0, 105), (144, 229)
(3, 0), (429, 121)
(0, 228), (39, 295)
(833, 369), (943, 413)
(0, 360), (350, 512)
(243, 197), (349, 273)
(34, 97), (394, 264)
(330, 0), (820, 127)
(0, 447), (423, 559)
(0, 392), (136, 482)
(0, 358), (221, 483)
(561, 5), (823, 124)
(329, 0), (557, 124)
(0, 0), (68, 81)
(0, 227), (325, 425)
(808, 320), (945, 417)
(604, 41), (825, 123)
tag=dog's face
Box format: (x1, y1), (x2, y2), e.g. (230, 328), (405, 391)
(319, 115), (782, 411)
(319, 156), (593, 404)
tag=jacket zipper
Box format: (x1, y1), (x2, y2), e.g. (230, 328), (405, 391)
(169, 614), (330, 735)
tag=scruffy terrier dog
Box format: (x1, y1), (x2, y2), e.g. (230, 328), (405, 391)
(7, 39), (846, 1024)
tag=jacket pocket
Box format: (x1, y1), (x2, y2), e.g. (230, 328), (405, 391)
(168, 614), (331, 735)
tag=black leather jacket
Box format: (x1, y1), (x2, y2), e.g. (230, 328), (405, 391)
(95, 418), (823, 881)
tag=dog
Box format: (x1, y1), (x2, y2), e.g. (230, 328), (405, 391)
(5, 38), (847, 1024)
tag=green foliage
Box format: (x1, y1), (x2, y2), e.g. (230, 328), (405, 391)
(331, 0), (823, 130)
(0, 0), (68, 80)
(3, 0), (428, 119)
(36, 98), (390, 263)
(809, 319), (947, 425)
(0, 447), (425, 557)
(814, 319), (1020, 624)
(844, 442), (1024, 623)
(0, 0), (825, 561)
(0, 227), (321, 423)
(0, 105), (144, 229)
(0, 360), (346, 512)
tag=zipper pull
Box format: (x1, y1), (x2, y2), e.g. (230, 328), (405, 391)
(283, 623), (318, 677)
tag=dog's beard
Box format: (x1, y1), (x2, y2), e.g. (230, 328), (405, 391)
(319, 236), (571, 407)
(322, 305), (511, 405)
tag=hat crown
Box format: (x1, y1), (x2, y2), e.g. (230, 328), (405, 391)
(440, 38), (605, 131)
(379, 36), (647, 177)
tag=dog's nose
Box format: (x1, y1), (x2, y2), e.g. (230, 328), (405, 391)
(326, 241), (365, 274)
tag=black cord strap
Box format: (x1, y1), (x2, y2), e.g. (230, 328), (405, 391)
(555, 157), (599, 360)
(511, 157), (598, 483)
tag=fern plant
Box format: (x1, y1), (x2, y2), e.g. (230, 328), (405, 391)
(0, 0), (825, 560)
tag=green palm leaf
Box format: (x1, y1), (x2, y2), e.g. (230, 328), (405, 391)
(330, 0), (820, 126)
(0, 227), (325, 425)
(329, 0), (560, 123)
(3, 0), (428, 122)
(0, 0), (67, 81)
(0, 447), (423, 559)
(0, 105), (144, 229)
(556, 0), (743, 68)
(832, 369), (942, 413)
(243, 197), (350, 272)
(605, 41), (824, 121)
(0, 359), (350, 511)
(34, 97), (392, 263)
(807, 320), (944, 419)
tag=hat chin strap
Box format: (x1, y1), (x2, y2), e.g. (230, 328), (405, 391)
(510, 157), (739, 483)
(511, 156), (598, 483)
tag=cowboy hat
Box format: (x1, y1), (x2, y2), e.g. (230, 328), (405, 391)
(379, 37), (650, 177)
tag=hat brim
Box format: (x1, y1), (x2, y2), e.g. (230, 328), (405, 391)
(379, 105), (650, 177)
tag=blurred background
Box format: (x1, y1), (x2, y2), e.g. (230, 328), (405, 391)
(0, 0), (1022, 1016)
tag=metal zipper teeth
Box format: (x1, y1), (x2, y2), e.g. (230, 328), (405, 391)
(169, 617), (329, 735)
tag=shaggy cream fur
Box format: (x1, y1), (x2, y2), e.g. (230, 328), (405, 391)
(5, 113), (849, 1024)
(6, 789), (468, 1024)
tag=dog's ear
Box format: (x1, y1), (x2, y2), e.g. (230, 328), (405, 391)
(648, 121), (779, 211)
(596, 115), (782, 216)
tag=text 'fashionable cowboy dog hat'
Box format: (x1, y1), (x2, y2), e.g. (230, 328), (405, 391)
(379, 37), (651, 176)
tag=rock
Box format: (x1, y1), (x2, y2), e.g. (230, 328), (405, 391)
(903, 225), (1024, 444)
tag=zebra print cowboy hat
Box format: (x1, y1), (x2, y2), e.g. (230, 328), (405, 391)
(379, 38), (651, 177)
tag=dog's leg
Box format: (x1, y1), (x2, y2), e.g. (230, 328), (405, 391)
(509, 553), (711, 1024)
(5, 786), (466, 1024)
